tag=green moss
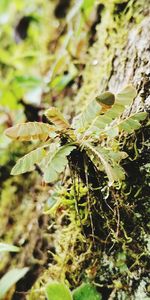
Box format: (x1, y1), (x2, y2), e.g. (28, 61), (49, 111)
(75, 0), (146, 109)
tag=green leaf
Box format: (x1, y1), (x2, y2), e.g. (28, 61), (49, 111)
(81, 85), (137, 137)
(86, 102), (146, 139)
(0, 0), (11, 15)
(14, 75), (42, 88)
(45, 281), (72, 300)
(82, 0), (95, 17)
(5, 122), (55, 141)
(118, 112), (147, 133)
(11, 147), (46, 175)
(72, 101), (101, 131)
(45, 107), (70, 130)
(84, 143), (117, 186)
(50, 74), (73, 92)
(86, 102), (125, 135)
(72, 91), (115, 133)
(116, 85), (137, 106)
(73, 283), (102, 300)
(50, 53), (68, 80)
(0, 243), (20, 253)
(105, 111), (147, 136)
(42, 145), (76, 183)
(0, 268), (29, 299)
(96, 91), (115, 107)
(0, 90), (20, 110)
(84, 143), (126, 186)
(73, 91), (115, 132)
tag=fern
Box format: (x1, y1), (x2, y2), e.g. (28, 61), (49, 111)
(45, 107), (70, 130)
(5, 85), (147, 186)
(73, 85), (136, 136)
(11, 147), (46, 175)
(72, 101), (101, 132)
(79, 86), (146, 138)
(115, 85), (137, 105)
(117, 111), (147, 133)
(40, 145), (76, 183)
(72, 91), (115, 132)
(90, 111), (147, 138)
(5, 122), (55, 141)
(83, 142), (126, 186)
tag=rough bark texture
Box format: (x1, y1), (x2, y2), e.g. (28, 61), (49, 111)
(1, 1), (150, 299)
(76, 0), (150, 113)
(109, 16), (150, 112)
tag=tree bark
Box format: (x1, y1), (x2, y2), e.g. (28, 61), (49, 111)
(76, 0), (150, 113)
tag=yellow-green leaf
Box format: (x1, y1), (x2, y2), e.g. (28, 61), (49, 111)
(0, 268), (29, 299)
(45, 107), (70, 130)
(0, 243), (20, 253)
(106, 111), (147, 136)
(41, 145), (76, 183)
(116, 85), (137, 106)
(11, 147), (46, 175)
(45, 281), (72, 300)
(73, 283), (101, 300)
(5, 122), (54, 141)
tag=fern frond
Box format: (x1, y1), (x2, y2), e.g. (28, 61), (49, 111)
(40, 144), (76, 183)
(72, 101), (101, 132)
(101, 111), (147, 137)
(83, 142), (126, 186)
(83, 87), (146, 138)
(5, 122), (55, 141)
(45, 107), (70, 130)
(73, 85), (137, 137)
(72, 91), (115, 131)
(116, 84), (137, 105)
(11, 147), (46, 175)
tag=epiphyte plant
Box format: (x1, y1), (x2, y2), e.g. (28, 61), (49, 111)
(5, 85), (147, 187)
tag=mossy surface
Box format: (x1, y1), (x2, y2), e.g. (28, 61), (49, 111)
(0, 1), (150, 299)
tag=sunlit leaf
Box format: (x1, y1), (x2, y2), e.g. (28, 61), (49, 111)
(0, 243), (20, 253)
(82, 0), (95, 17)
(5, 122), (55, 141)
(45, 281), (72, 300)
(41, 145), (76, 183)
(11, 147), (46, 175)
(116, 85), (137, 106)
(0, 268), (29, 299)
(84, 143), (127, 185)
(45, 107), (70, 130)
(73, 283), (101, 300)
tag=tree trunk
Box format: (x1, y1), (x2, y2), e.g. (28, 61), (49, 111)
(76, 0), (150, 112)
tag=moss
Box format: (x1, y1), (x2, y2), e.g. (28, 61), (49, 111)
(0, 1), (149, 299)
(75, 0), (146, 109)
